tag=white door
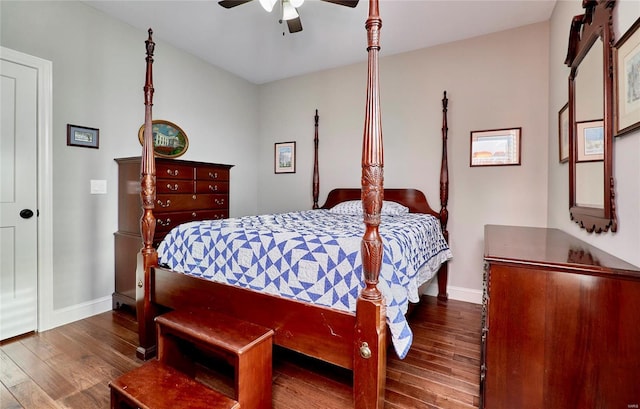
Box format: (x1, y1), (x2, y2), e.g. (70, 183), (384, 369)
(0, 58), (39, 340)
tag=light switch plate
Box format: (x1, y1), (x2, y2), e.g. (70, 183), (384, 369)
(90, 179), (107, 194)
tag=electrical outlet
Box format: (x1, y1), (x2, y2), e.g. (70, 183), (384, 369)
(90, 179), (107, 194)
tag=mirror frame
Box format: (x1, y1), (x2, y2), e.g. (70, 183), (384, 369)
(565, 0), (617, 233)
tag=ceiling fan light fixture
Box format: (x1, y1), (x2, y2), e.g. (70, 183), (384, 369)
(259, 0), (277, 12)
(282, 0), (299, 20)
(290, 0), (304, 7)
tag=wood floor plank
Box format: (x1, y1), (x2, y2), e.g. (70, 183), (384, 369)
(1, 381), (23, 409)
(386, 377), (476, 409)
(0, 350), (29, 388)
(62, 322), (139, 374)
(18, 336), (61, 363)
(60, 381), (111, 409)
(81, 312), (139, 345)
(7, 379), (64, 409)
(0, 342), (75, 401)
(69, 319), (138, 361)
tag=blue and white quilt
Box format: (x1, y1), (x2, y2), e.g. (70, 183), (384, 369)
(157, 209), (452, 359)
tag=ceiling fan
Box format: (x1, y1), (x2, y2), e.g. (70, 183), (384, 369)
(218, 0), (359, 34)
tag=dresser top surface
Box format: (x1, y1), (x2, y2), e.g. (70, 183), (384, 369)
(115, 156), (234, 169)
(484, 225), (640, 278)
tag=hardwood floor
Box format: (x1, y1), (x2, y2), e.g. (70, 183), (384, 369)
(0, 296), (481, 409)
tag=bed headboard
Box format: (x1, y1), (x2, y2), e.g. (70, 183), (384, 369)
(320, 188), (439, 217)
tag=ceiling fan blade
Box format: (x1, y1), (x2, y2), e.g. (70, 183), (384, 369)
(287, 17), (303, 33)
(218, 0), (254, 9)
(320, 0), (358, 7)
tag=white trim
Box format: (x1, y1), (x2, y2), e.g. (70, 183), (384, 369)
(0, 47), (54, 332)
(44, 296), (113, 330)
(423, 283), (483, 305)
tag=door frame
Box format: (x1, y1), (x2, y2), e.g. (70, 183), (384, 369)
(1, 47), (54, 332)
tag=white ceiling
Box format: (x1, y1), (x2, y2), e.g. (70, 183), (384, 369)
(85, 0), (557, 84)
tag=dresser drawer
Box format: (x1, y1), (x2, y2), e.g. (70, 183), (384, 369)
(196, 167), (230, 181)
(157, 179), (195, 194)
(157, 162), (195, 180)
(154, 209), (229, 234)
(156, 194), (229, 211)
(195, 180), (229, 194)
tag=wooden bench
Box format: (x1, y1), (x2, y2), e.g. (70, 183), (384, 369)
(109, 360), (239, 409)
(156, 309), (274, 409)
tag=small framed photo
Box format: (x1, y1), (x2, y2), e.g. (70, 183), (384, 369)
(470, 127), (521, 167)
(576, 120), (604, 162)
(67, 124), (99, 149)
(558, 103), (569, 163)
(614, 17), (640, 137)
(274, 141), (296, 174)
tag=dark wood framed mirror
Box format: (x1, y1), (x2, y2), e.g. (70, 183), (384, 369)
(565, 0), (617, 233)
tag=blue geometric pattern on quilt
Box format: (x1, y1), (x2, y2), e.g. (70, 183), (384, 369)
(157, 210), (452, 359)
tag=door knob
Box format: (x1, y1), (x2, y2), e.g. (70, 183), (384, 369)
(19, 209), (34, 219)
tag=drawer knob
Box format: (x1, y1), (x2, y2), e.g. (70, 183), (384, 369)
(158, 218), (171, 227)
(209, 184), (218, 192)
(167, 183), (179, 191)
(359, 342), (371, 359)
(166, 169), (179, 176)
(157, 199), (171, 208)
(214, 198), (225, 205)
(208, 171), (218, 179)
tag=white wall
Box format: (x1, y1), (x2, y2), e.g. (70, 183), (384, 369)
(1, 2), (259, 319)
(257, 22), (551, 302)
(547, 0), (640, 268)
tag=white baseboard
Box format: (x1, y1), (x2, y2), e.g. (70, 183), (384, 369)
(422, 282), (483, 305)
(40, 296), (113, 332)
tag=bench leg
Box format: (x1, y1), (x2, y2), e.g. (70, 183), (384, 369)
(236, 337), (273, 409)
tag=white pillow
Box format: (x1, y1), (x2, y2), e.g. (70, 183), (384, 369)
(329, 200), (409, 216)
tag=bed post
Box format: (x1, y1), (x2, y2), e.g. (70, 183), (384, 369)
(136, 28), (158, 360)
(312, 109), (320, 209)
(437, 91), (449, 303)
(354, 0), (386, 407)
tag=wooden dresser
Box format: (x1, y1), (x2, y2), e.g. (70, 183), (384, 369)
(113, 156), (233, 310)
(481, 225), (640, 409)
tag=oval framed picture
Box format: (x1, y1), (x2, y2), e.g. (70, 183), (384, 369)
(138, 120), (189, 158)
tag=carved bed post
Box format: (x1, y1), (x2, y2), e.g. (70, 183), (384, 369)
(437, 91), (449, 302)
(136, 28), (158, 360)
(312, 109), (320, 209)
(354, 0), (386, 407)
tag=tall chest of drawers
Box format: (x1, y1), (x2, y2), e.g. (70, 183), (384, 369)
(113, 156), (233, 310)
(481, 225), (640, 409)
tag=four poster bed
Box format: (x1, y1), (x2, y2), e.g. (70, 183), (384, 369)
(135, 1), (451, 407)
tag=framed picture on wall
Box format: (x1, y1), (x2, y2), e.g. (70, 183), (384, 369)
(614, 17), (640, 136)
(67, 124), (99, 149)
(470, 127), (521, 167)
(137, 119), (189, 159)
(576, 120), (604, 162)
(558, 103), (569, 163)
(274, 141), (296, 174)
